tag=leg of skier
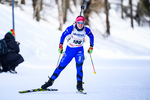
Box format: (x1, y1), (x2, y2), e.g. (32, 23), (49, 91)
(75, 48), (84, 92)
(41, 46), (76, 89)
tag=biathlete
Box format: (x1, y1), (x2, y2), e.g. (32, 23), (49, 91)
(41, 16), (94, 92)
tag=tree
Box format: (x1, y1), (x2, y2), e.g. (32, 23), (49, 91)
(135, 2), (142, 26)
(83, 0), (103, 25)
(73, 0), (76, 6)
(84, 0), (91, 25)
(58, 0), (63, 30)
(121, 0), (124, 19)
(21, 0), (25, 5)
(129, 0), (134, 28)
(136, 0), (150, 27)
(105, 0), (110, 35)
(62, 0), (70, 23)
(32, 0), (43, 22)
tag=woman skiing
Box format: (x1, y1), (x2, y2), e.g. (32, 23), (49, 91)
(41, 16), (94, 92)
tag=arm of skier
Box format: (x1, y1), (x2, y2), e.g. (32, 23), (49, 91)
(59, 25), (74, 54)
(85, 27), (94, 54)
(85, 27), (94, 47)
(59, 25), (74, 44)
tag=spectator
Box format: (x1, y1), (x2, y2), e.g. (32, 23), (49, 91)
(0, 29), (24, 74)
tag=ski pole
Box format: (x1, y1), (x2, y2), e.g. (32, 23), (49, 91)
(89, 54), (96, 74)
(56, 53), (61, 68)
(80, 5), (85, 16)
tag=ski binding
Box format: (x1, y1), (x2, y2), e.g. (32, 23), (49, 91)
(76, 91), (87, 95)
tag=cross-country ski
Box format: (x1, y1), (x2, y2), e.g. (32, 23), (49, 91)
(19, 88), (58, 94)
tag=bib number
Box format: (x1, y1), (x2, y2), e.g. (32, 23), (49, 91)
(73, 40), (82, 44)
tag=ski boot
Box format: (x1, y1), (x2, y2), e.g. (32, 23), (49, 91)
(76, 81), (84, 92)
(41, 78), (54, 89)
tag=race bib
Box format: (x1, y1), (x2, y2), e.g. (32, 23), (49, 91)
(67, 28), (85, 47)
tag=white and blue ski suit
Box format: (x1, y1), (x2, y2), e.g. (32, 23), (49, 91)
(50, 24), (94, 82)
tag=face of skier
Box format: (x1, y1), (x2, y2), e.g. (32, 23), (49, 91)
(76, 21), (84, 29)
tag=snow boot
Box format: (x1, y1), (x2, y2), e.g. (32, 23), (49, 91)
(9, 69), (17, 74)
(0, 66), (3, 73)
(41, 78), (54, 89)
(77, 81), (84, 92)
(0, 68), (2, 73)
(9, 66), (17, 74)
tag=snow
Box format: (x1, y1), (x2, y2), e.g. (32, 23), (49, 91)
(0, 1), (150, 100)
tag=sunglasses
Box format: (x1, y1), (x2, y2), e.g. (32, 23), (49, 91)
(77, 22), (85, 24)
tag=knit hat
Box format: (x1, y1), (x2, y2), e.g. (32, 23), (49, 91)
(76, 16), (85, 22)
(9, 29), (15, 38)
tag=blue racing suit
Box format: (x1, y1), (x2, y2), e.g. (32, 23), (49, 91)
(50, 24), (94, 82)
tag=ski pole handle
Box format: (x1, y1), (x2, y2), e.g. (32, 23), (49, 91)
(89, 54), (96, 74)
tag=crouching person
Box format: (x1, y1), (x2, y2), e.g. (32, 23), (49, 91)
(0, 29), (24, 74)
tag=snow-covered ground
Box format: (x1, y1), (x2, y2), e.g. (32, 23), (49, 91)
(0, 1), (150, 100)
